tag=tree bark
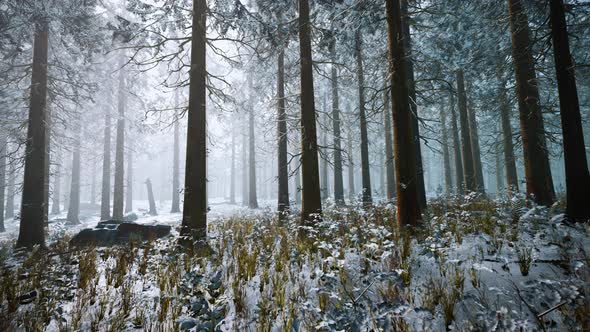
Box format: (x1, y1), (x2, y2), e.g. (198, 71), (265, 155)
(456, 70), (476, 193)
(5, 155), (15, 220)
(51, 149), (61, 215)
(384, 85), (396, 201)
(507, 0), (555, 206)
(125, 139), (133, 213)
(17, 21), (49, 248)
(242, 122), (248, 206)
(112, 57), (126, 221)
(386, 0), (421, 227)
(401, 0), (426, 209)
(467, 101), (485, 193)
(320, 109), (329, 201)
(347, 126), (355, 203)
(43, 107), (51, 227)
(181, 0), (208, 239)
(101, 105), (112, 220)
(496, 66), (519, 195)
(550, 0), (590, 221)
(229, 119), (236, 205)
(0, 135), (6, 232)
(171, 91), (181, 212)
(248, 106), (258, 209)
(67, 123), (81, 225)
(441, 107), (453, 194)
(146, 178), (157, 216)
(450, 91), (464, 194)
(277, 49), (289, 216)
(298, 0), (322, 223)
(330, 38), (344, 206)
(355, 30), (373, 207)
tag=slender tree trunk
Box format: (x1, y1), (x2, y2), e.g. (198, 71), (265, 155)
(401, 0), (426, 209)
(384, 85), (396, 201)
(67, 123), (81, 225)
(550, 0), (590, 221)
(171, 91), (181, 212)
(441, 107), (453, 194)
(295, 161), (302, 205)
(0, 135), (6, 232)
(347, 126), (355, 203)
(507, 0), (555, 206)
(330, 38), (344, 206)
(5, 156), (15, 219)
(496, 68), (519, 195)
(17, 21), (49, 248)
(181, 0), (208, 239)
(320, 109), (329, 201)
(386, 0), (421, 227)
(248, 107), (258, 209)
(456, 70), (476, 192)
(146, 178), (157, 216)
(495, 128), (504, 196)
(467, 102), (485, 193)
(90, 156), (96, 206)
(112, 58), (126, 221)
(125, 139), (133, 213)
(101, 105), (112, 220)
(449, 92), (464, 194)
(355, 31), (373, 207)
(51, 149), (61, 214)
(229, 120), (236, 205)
(43, 107), (51, 227)
(298, 0), (322, 223)
(242, 122), (248, 206)
(277, 49), (289, 216)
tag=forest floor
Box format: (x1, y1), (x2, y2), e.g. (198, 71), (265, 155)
(0, 195), (589, 331)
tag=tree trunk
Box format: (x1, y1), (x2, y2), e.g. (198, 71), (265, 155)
(5, 155), (15, 220)
(320, 109), (329, 201)
(456, 70), (476, 193)
(330, 38), (344, 206)
(550, 0), (590, 221)
(507, 0), (555, 206)
(277, 49), (289, 216)
(401, 0), (426, 209)
(146, 178), (157, 216)
(17, 21), (49, 248)
(298, 0), (322, 223)
(229, 119), (236, 205)
(441, 107), (453, 194)
(496, 67), (519, 195)
(51, 149), (61, 215)
(386, 0), (421, 227)
(295, 161), (302, 205)
(0, 135), (6, 232)
(495, 128), (504, 196)
(67, 123), (81, 225)
(467, 100), (485, 193)
(242, 121), (248, 206)
(171, 91), (181, 212)
(248, 107), (258, 209)
(125, 139), (133, 213)
(355, 31), (373, 207)
(101, 105), (112, 220)
(43, 107), (51, 227)
(112, 57), (126, 221)
(450, 91), (464, 194)
(90, 156), (96, 206)
(181, 0), (208, 239)
(347, 126), (355, 203)
(384, 85), (396, 201)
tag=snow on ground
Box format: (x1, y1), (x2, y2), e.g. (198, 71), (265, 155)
(0, 196), (589, 331)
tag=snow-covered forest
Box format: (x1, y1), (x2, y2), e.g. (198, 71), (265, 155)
(0, 0), (589, 330)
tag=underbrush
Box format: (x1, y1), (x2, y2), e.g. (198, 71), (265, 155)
(0, 195), (588, 331)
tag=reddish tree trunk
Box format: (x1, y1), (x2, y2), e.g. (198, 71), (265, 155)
(507, 0), (555, 206)
(550, 0), (590, 221)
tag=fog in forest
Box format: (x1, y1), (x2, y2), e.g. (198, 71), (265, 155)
(0, 0), (589, 331)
